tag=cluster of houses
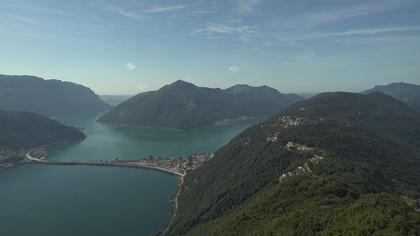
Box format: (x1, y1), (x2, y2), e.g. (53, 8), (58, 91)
(265, 116), (306, 143)
(173, 153), (214, 173)
(279, 155), (324, 182)
(0, 148), (25, 160)
(266, 132), (280, 143)
(139, 153), (214, 175)
(278, 116), (304, 128)
(308, 155), (323, 164)
(279, 164), (311, 182)
(265, 133), (323, 183)
(0, 148), (26, 169)
(286, 142), (315, 153)
(28, 147), (48, 160)
(265, 137), (317, 154)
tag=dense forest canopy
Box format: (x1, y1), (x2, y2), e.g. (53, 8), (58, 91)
(98, 80), (303, 129)
(0, 111), (85, 150)
(167, 92), (420, 235)
(0, 75), (111, 117)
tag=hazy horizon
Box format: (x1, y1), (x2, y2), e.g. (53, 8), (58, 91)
(3, 74), (419, 97)
(1, 0), (419, 95)
(1, 2), (420, 234)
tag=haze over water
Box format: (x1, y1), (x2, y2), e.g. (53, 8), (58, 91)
(49, 116), (257, 161)
(0, 116), (256, 236)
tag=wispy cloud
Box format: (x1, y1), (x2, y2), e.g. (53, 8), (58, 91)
(280, 26), (420, 42)
(144, 5), (186, 13)
(0, 3), (109, 40)
(236, 0), (260, 14)
(192, 9), (214, 15)
(252, 0), (418, 47)
(193, 23), (255, 34)
(312, 26), (420, 38)
(285, 0), (408, 28)
(126, 63), (136, 71)
(102, 3), (187, 20)
(229, 65), (240, 72)
(189, 2), (224, 15)
(104, 4), (141, 20)
(0, 15), (36, 25)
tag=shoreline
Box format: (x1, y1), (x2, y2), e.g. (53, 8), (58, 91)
(23, 153), (186, 178)
(97, 116), (257, 131)
(162, 175), (184, 235)
(22, 149), (211, 235)
(23, 154), (185, 235)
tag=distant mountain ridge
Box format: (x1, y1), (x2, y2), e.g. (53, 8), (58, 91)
(225, 84), (302, 104)
(168, 91), (420, 235)
(363, 82), (420, 112)
(99, 95), (132, 107)
(0, 110), (85, 150)
(98, 80), (303, 129)
(0, 75), (111, 117)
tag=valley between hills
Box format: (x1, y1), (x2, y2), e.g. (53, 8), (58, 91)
(3, 1), (420, 235)
(1, 75), (420, 235)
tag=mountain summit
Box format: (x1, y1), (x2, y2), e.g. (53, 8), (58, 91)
(98, 81), (303, 129)
(0, 75), (111, 117)
(363, 82), (420, 112)
(160, 80), (198, 91)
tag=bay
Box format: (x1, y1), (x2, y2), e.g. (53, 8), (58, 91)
(0, 116), (255, 236)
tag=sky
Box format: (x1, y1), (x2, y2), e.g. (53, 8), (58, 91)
(0, 0), (419, 95)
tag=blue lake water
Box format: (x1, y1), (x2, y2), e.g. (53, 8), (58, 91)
(0, 116), (255, 236)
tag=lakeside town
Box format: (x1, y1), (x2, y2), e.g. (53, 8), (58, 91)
(21, 147), (214, 177)
(2, 143), (215, 179)
(0, 148), (27, 170)
(129, 153), (214, 176)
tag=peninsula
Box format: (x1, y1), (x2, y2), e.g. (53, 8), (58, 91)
(0, 110), (86, 170)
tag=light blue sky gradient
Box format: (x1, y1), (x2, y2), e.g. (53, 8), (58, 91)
(0, 0), (419, 94)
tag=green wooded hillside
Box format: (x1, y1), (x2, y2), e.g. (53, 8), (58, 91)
(0, 74), (111, 117)
(0, 111), (86, 149)
(363, 82), (420, 112)
(98, 80), (303, 129)
(167, 92), (420, 235)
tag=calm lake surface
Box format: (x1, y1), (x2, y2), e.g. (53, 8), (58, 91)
(0, 116), (256, 236)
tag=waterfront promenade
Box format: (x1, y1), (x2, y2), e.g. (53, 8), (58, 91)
(23, 151), (186, 177)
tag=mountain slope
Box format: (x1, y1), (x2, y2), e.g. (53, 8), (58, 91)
(167, 92), (420, 235)
(98, 80), (303, 128)
(225, 84), (302, 104)
(189, 181), (420, 235)
(99, 95), (131, 107)
(0, 111), (86, 150)
(0, 75), (111, 117)
(363, 82), (420, 112)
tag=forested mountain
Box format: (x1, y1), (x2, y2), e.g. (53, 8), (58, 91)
(363, 82), (420, 112)
(0, 75), (111, 117)
(224, 84), (302, 105)
(167, 92), (420, 235)
(98, 80), (303, 129)
(0, 111), (85, 150)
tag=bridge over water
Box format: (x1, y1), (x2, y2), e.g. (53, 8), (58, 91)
(23, 152), (186, 177)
